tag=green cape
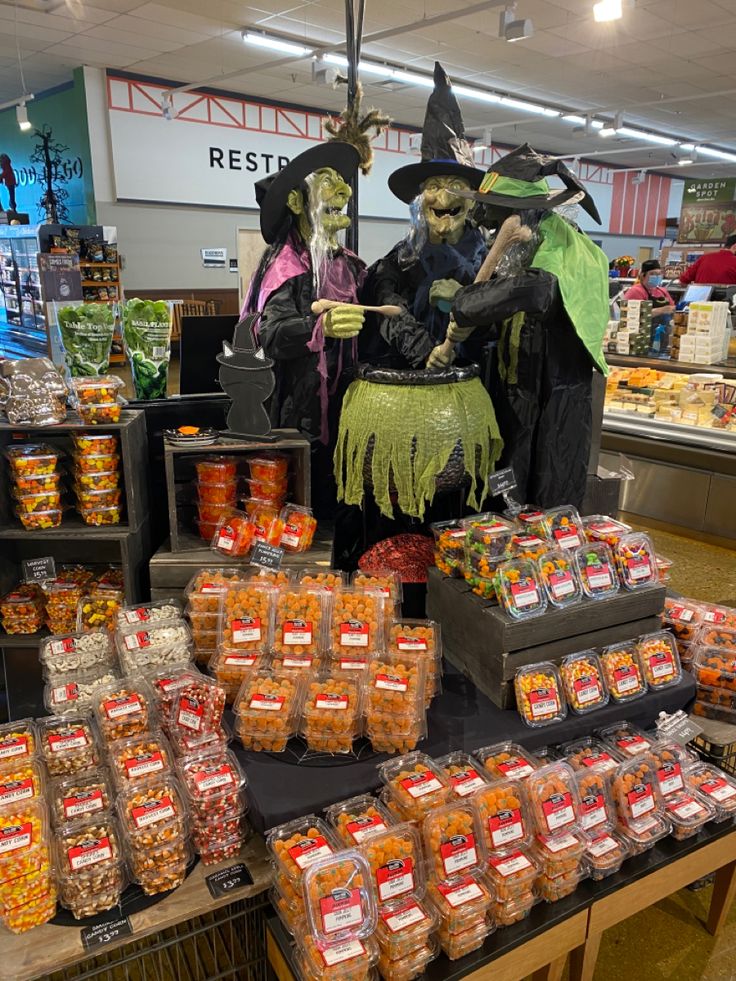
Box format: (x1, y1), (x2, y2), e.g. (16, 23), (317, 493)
(532, 212), (609, 375)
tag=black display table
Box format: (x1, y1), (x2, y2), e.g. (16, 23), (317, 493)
(235, 664), (696, 833)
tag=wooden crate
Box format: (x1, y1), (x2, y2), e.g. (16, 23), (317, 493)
(427, 566), (666, 709)
(164, 430), (311, 552)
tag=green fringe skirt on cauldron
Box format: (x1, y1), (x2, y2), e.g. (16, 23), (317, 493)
(334, 368), (503, 520)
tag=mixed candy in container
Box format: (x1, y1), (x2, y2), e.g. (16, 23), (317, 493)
(573, 543), (619, 599)
(611, 753), (669, 849)
(72, 376), (124, 406)
(560, 651), (609, 714)
(582, 828), (629, 880)
(648, 741), (691, 799)
(77, 590), (123, 632)
(50, 770), (112, 825)
(637, 631), (682, 690)
(537, 549), (582, 608)
(662, 598), (704, 663)
(108, 730), (173, 788)
(167, 674), (226, 743)
(37, 715), (99, 777)
(496, 558), (547, 619)
(600, 642), (648, 702)
(598, 721), (656, 759)
(582, 515), (631, 548)
(300, 672), (363, 754)
(55, 815), (126, 919)
(233, 671), (306, 752)
(326, 795), (394, 847)
(92, 678), (155, 742)
(542, 507), (585, 550)
(4, 444), (62, 478)
(431, 520), (466, 577)
(435, 752), (489, 800)
(663, 790), (715, 840)
(0, 588), (45, 634)
(561, 736), (622, 774)
(514, 662), (567, 727)
(685, 764), (736, 822)
(614, 533), (658, 590)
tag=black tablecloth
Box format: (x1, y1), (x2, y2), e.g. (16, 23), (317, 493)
(234, 665), (696, 833)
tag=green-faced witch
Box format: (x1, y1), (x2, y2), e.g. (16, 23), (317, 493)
(449, 143), (610, 508)
(360, 62), (487, 370)
(243, 98), (388, 519)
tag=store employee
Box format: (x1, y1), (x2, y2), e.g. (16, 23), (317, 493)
(624, 259), (675, 319)
(680, 234), (736, 285)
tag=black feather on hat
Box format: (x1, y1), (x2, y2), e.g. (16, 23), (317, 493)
(388, 62), (484, 203)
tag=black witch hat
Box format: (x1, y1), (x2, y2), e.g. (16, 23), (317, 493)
(254, 141), (361, 244)
(216, 315), (274, 371)
(456, 143), (602, 224)
(388, 62), (485, 203)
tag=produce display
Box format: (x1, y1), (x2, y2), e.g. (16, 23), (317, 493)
(122, 298), (173, 400)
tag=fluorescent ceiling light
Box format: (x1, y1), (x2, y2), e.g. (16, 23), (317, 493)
(500, 96), (559, 116)
(323, 53), (348, 67)
(16, 103), (30, 132)
(679, 143), (695, 151)
(599, 127), (616, 137)
(454, 85), (501, 104)
(698, 146), (736, 162)
(593, 0), (622, 22)
(616, 126), (676, 146)
(241, 31), (313, 56)
(391, 69), (434, 87)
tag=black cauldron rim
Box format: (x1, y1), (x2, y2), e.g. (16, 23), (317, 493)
(355, 362), (480, 386)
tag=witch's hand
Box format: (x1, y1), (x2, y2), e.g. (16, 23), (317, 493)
(322, 304), (365, 339)
(429, 279), (463, 309)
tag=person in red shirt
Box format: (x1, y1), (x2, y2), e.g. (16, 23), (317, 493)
(680, 234), (736, 285)
(0, 154), (17, 212)
(624, 259), (675, 316)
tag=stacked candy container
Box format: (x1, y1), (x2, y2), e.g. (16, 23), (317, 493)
(0, 798), (56, 933)
(461, 513), (516, 599)
(637, 632), (682, 691)
(195, 457), (238, 541)
(177, 749), (248, 864)
(475, 741), (540, 782)
(55, 814), (126, 918)
(364, 653), (427, 754)
(271, 586), (327, 673)
(614, 533), (659, 590)
(71, 376), (126, 425)
(275, 503), (317, 553)
(233, 670), (306, 752)
(426, 868), (493, 959)
(77, 588), (124, 633)
(42, 580), (86, 635)
(473, 777), (537, 925)
(118, 775), (190, 895)
(582, 515), (631, 548)
(496, 559), (548, 619)
(0, 585), (45, 635)
(435, 752), (489, 800)
(387, 620), (442, 706)
(184, 568), (247, 666)
(326, 795), (395, 847)
(378, 754), (452, 826)
(527, 762), (586, 901)
(560, 736), (622, 776)
(267, 815), (341, 935)
(661, 598), (704, 667)
(210, 509), (256, 558)
(70, 432), (122, 526)
(542, 506), (585, 550)
(430, 520), (466, 578)
(242, 453), (288, 510)
(352, 570), (402, 631)
(560, 651), (609, 715)
(573, 543), (619, 600)
(599, 643), (648, 703)
(537, 549), (583, 608)
(691, 641), (736, 722)
(572, 768), (629, 880)
(4, 444), (65, 530)
(212, 582), (274, 699)
(328, 587), (384, 674)
(598, 721), (656, 759)
(611, 753), (671, 855)
(299, 671), (363, 755)
(648, 743), (713, 840)
(685, 764), (736, 822)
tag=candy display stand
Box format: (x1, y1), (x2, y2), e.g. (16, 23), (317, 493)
(426, 567), (666, 709)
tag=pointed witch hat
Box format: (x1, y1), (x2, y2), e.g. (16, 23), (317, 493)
(216, 314), (274, 371)
(456, 142), (602, 224)
(388, 62), (485, 203)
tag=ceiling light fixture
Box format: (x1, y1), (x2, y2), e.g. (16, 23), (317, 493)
(499, 96), (559, 116)
(499, 4), (534, 41)
(697, 146), (736, 162)
(241, 31), (313, 56)
(160, 92), (174, 120)
(16, 102), (30, 132)
(632, 169), (647, 184)
(616, 126), (676, 146)
(593, 0), (622, 22)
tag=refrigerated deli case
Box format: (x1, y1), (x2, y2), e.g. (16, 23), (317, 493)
(601, 410), (736, 543)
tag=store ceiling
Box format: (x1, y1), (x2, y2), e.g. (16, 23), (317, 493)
(0, 0), (734, 177)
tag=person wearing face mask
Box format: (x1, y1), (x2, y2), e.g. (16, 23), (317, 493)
(624, 260), (675, 319)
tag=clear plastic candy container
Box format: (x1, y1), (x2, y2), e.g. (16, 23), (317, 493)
(276, 503), (317, 552)
(514, 662), (567, 727)
(168, 674), (226, 740)
(431, 520), (467, 576)
(326, 794), (394, 847)
(377, 937), (439, 978)
(531, 829), (585, 879)
(648, 742), (691, 798)
(56, 815), (125, 919)
(685, 764), (736, 821)
(303, 850), (377, 945)
(92, 678), (155, 742)
(297, 933), (379, 981)
(300, 672), (363, 755)
(561, 736), (622, 774)
(37, 715), (99, 777)
(116, 599), (182, 628)
(598, 721), (655, 759)
(176, 748), (246, 824)
(0, 758), (44, 811)
(574, 768), (615, 834)
(5, 443), (61, 478)
(472, 778), (532, 853)
(582, 514), (632, 548)
(662, 597), (704, 647)
(298, 569), (346, 591)
(117, 620), (193, 671)
(611, 753), (663, 828)
(637, 631), (682, 690)
(600, 642), (648, 702)
(614, 532), (658, 590)
(352, 569), (403, 610)
(426, 867), (491, 935)
(486, 847), (538, 902)
(0, 799), (49, 883)
(108, 730), (173, 787)
(435, 752), (489, 799)
(378, 753), (452, 823)
(583, 829), (629, 880)
(128, 838), (192, 896)
(496, 558), (547, 619)
(50, 770), (112, 825)
(218, 581), (275, 651)
(272, 587), (326, 660)
(330, 588), (385, 657)
(574, 542), (620, 599)
(364, 653), (426, 738)
(422, 802), (484, 881)
(0, 720), (37, 765)
(664, 791), (715, 840)
(537, 549), (582, 608)
(474, 741), (539, 781)
(375, 897), (437, 962)
(560, 651), (609, 714)
(233, 671), (305, 752)
(542, 506), (585, 550)
(267, 815), (340, 887)
(117, 776), (187, 849)
(527, 762), (581, 837)
(210, 510), (255, 557)
(359, 823), (425, 905)
(40, 630), (113, 677)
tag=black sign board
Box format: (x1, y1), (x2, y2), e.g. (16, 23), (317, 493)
(251, 542), (284, 571)
(22, 556), (56, 583)
(488, 466), (517, 498)
(81, 914), (132, 951)
(206, 863), (253, 899)
(37, 253), (83, 303)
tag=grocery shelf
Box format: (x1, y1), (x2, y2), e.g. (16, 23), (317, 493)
(0, 629), (49, 648)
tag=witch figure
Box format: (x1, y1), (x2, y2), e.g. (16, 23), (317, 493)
(448, 143), (609, 509)
(361, 63), (487, 369)
(243, 137), (368, 517)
